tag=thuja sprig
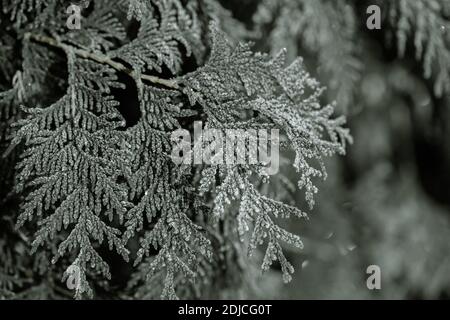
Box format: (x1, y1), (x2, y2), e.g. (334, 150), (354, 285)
(24, 33), (180, 90)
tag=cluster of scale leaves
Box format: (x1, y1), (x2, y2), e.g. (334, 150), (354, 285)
(387, 0), (450, 97)
(1, 0), (350, 299)
(252, 0), (450, 109)
(253, 0), (362, 111)
(178, 23), (351, 284)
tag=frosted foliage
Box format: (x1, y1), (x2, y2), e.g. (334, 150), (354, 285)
(253, 0), (362, 110)
(12, 52), (130, 298)
(0, 0), (350, 299)
(389, 0), (450, 96)
(180, 23), (350, 284)
(253, 0), (450, 106)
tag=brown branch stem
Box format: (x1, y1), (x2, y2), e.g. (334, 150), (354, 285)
(24, 33), (180, 90)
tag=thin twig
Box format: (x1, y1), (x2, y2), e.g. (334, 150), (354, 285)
(24, 33), (180, 90)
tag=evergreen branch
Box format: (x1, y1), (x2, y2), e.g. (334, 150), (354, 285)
(24, 33), (180, 90)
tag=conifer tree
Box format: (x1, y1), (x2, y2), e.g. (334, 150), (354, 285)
(3, 0), (450, 301)
(0, 0), (354, 299)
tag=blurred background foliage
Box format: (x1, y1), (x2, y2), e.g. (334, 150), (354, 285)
(223, 0), (450, 299)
